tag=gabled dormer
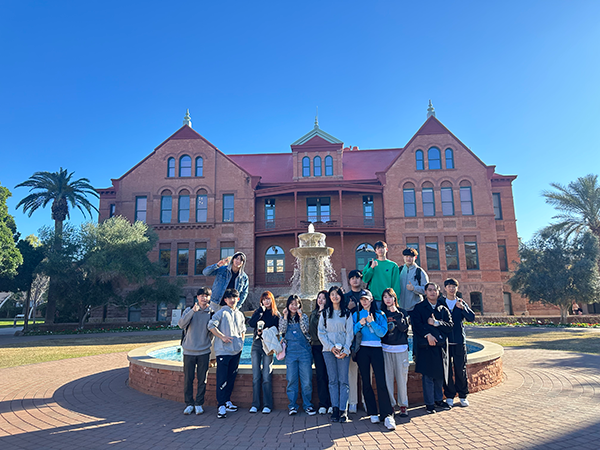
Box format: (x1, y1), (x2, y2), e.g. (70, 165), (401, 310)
(290, 118), (344, 181)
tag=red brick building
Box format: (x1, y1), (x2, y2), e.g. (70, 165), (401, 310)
(96, 106), (525, 322)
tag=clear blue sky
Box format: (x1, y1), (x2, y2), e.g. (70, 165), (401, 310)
(2, 1), (599, 242)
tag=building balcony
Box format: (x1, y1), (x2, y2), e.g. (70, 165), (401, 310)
(255, 215), (385, 234)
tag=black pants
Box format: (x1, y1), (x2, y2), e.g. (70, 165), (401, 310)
(444, 344), (469, 399)
(312, 344), (331, 409)
(356, 346), (393, 419)
(216, 352), (241, 407)
(184, 353), (211, 406)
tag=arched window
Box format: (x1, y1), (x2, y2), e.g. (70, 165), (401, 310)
(470, 292), (483, 314)
(179, 155), (192, 177)
(428, 147), (441, 170)
(441, 181), (454, 216)
(422, 182), (435, 216)
(325, 155), (333, 176)
(196, 189), (207, 223)
(313, 156), (322, 177)
(415, 150), (424, 170)
(266, 245), (285, 284)
(167, 158), (175, 177)
(302, 156), (310, 177)
(160, 190), (172, 224)
(178, 190), (190, 223)
(195, 157), (203, 177)
(355, 243), (375, 270)
(445, 148), (454, 169)
(403, 182), (416, 217)
(460, 180), (474, 215)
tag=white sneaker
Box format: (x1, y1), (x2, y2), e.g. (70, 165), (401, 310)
(370, 415), (380, 424)
(318, 407), (327, 415)
(195, 405), (204, 415)
(384, 416), (396, 430)
(249, 406), (258, 413)
(459, 398), (469, 407)
(217, 405), (227, 418)
(225, 401), (238, 412)
(262, 407), (271, 414)
(327, 407), (333, 414)
(348, 404), (357, 414)
(183, 405), (194, 415)
(446, 398), (454, 407)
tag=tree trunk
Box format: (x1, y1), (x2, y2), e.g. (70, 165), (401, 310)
(23, 289), (31, 332)
(559, 305), (569, 325)
(45, 218), (64, 324)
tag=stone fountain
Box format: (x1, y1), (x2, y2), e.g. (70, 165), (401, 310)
(290, 224), (335, 304)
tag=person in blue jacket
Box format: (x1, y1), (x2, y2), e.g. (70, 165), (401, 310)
(203, 252), (249, 311)
(353, 289), (396, 431)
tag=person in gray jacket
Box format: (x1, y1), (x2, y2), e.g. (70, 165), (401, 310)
(178, 287), (214, 416)
(398, 247), (429, 312)
(203, 252), (249, 311)
(208, 288), (247, 419)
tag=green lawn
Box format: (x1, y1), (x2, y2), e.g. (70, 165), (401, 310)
(0, 318), (45, 328)
(0, 332), (180, 369)
(1, 326), (598, 370)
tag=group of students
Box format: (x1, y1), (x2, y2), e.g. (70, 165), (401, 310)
(178, 242), (475, 429)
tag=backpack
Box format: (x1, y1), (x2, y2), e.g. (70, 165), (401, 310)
(400, 265), (422, 286)
(180, 309), (214, 345)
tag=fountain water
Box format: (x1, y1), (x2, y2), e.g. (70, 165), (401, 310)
(290, 224), (335, 303)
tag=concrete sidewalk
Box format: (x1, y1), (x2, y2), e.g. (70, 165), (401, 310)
(1, 346), (599, 449)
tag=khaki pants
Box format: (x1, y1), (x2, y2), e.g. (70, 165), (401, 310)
(383, 350), (409, 408)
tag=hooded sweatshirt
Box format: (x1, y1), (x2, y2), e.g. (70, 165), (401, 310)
(207, 305), (247, 356)
(203, 251), (249, 310)
(178, 305), (215, 356)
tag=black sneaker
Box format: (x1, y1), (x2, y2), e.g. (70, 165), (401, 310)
(305, 407), (317, 416)
(426, 405), (436, 414)
(435, 400), (451, 411)
(331, 407), (340, 422)
(289, 408), (298, 416)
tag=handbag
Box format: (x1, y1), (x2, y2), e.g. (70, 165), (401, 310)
(275, 340), (287, 361)
(350, 330), (362, 362)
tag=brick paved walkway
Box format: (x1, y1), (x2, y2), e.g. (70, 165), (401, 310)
(1, 348), (599, 449)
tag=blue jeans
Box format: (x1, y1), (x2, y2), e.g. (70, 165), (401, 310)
(285, 323), (313, 410)
(422, 374), (444, 409)
(251, 338), (274, 409)
(323, 351), (350, 411)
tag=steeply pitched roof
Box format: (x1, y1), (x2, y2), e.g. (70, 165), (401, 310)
(228, 153), (293, 184)
(342, 148), (401, 180)
(291, 124), (342, 146)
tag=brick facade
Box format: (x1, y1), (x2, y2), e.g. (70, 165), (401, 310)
(96, 111), (535, 322)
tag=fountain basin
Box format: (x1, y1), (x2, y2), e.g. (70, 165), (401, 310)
(128, 337), (503, 408)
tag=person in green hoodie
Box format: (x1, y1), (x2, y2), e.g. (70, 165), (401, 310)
(362, 241), (401, 309)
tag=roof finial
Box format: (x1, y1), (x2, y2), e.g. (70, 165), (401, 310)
(183, 109), (192, 127)
(314, 106), (319, 129)
(427, 100), (436, 118)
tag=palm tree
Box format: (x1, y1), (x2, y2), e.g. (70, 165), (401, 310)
(15, 168), (99, 323)
(542, 174), (600, 240)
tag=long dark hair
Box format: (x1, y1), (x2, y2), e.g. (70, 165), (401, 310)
(358, 293), (380, 316)
(313, 290), (328, 312)
(286, 294), (302, 323)
(322, 286), (349, 327)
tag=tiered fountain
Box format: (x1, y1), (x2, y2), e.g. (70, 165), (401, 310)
(290, 224), (335, 306)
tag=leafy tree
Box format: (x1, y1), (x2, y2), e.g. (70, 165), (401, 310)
(15, 168), (99, 323)
(542, 174), (600, 239)
(509, 230), (600, 323)
(0, 183), (23, 278)
(38, 217), (181, 327)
